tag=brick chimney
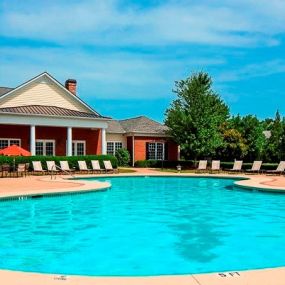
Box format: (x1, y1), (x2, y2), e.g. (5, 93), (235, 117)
(65, 79), (77, 95)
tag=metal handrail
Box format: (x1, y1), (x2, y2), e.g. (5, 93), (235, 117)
(50, 164), (75, 180)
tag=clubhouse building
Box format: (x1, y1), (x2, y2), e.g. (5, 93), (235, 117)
(0, 72), (178, 164)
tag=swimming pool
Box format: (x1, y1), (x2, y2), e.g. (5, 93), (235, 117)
(0, 176), (284, 276)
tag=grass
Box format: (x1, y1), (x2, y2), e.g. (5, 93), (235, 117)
(154, 168), (234, 174)
(118, 167), (137, 173)
(154, 168), (195, 173)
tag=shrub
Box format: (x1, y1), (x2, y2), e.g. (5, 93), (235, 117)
(134, 160), (196, 168)
(134, 160), (279, 171)
(115, 148), (130, 166)
(0, 154), (118, 170)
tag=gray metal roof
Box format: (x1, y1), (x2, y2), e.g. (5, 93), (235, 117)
(0, 87), (13, 97)
(107, 116), (169, 135)
(0, 105), (107, 119)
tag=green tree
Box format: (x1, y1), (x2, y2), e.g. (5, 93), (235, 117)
(219, 124), (248, 160)
(230, 115), (266, 161)
(165, 72), (229, 160)
(281, 118), (285, 160)
(264, 111), (283, 162)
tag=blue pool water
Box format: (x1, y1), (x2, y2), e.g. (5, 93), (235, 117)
(0, 176), (285, 276)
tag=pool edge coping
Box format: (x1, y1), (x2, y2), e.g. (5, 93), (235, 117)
(1, 172), (285, 201)
(1, 266), (285, 285)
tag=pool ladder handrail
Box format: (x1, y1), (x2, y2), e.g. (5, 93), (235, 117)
(50, 164), (75, 180)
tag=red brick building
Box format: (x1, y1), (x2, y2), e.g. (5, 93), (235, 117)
(106, 116), (179, 165)
(0, 72), (178, 163)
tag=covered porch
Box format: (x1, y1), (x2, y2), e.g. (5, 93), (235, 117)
(0, 112), (108, 156)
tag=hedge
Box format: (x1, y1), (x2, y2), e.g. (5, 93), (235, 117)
(134, 160), (196, 168)
(0, 155), (118, 170)
(134, 160), (279, 171)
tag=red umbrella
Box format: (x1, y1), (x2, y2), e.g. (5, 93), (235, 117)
(0, 145), (31, 156)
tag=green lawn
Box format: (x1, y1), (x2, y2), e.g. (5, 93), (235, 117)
(153, 168), (196, 173)
(118, 168), (137, 173)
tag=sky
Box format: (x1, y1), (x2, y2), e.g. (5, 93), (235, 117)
(0, 0), (285, 122)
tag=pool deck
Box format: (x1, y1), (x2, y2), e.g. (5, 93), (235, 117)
(1, 168), (285, 284)
(1, 267), (285, 285)
(0, 175), (110, 199)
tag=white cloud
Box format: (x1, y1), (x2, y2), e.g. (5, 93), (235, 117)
(0, 46), (224, 99)
(1, 0), (285, 47)
(217, 60), (285, 82)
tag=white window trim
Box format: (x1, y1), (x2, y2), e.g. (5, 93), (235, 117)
(148, 142), (165, 160)
(72, 140), (86, 156)
(36, 139), (55, 156)
(107, 141), (123, 155)
(0, 138), (21, 146)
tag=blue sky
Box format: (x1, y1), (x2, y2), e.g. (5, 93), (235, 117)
(0, 0), (285, 122)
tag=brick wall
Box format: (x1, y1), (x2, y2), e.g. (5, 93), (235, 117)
(132, 136), (178, 161)
(168, 140), (179, 160)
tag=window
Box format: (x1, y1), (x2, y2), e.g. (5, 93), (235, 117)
(107, 142), (114, 155)
(0, 138), (21, 149)
(107, 142), (123, 155)
(45, 141), (54, 156)
(146, 142), (165, 160)
(36, 140), (55, 156)
(72, 141), (86, 156)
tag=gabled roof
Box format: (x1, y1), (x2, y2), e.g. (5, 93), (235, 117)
(120, 116), (168, 134)
(0, 87), (13, 97)
(0, 105), (107, 119)
(107, 116), (169, 135)
(107, 120), (126, 133)
(0, 72), (101, 117)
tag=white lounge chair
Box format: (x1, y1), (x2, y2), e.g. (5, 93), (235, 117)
(91, 160), (103, 173)
(196, 160), (207, 173)
(32, 161), (46, 175)
(266, 161), (285, 175)
(246, 161), (262, 174)
(47, 161), (59, 174)
(227, 160), (243, 173)
(103, 160), (116, 173)
(211, 160), (220, 173)
(60, 161), (75, 174)
(78, 161), (92, 173)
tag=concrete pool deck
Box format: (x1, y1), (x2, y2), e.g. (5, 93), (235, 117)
(0, 175), (110, 199)
(0, 168), (285, 284)
(1, 267), (285, 285)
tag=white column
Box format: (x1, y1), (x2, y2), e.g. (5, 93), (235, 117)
(30, 125), (36, 155)
(67, 127), (73, 156)
(101, 128), (107, 154)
